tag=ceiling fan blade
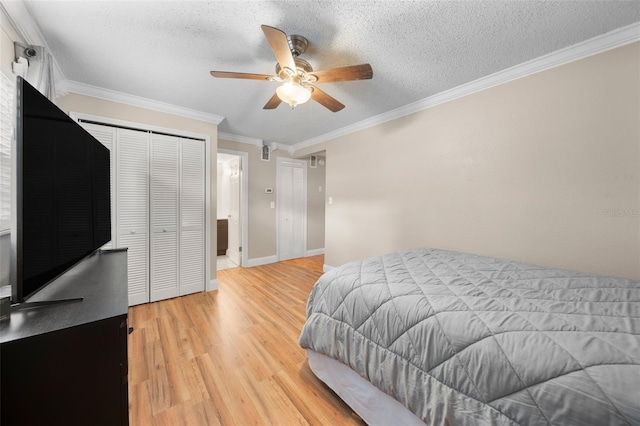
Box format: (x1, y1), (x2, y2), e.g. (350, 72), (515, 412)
(261, 25), (296, 73)
(210, 71), (272, 80)
(310, 64), (373, 83)
(263, 93), (282, 109)
(310, 86), (345, 112)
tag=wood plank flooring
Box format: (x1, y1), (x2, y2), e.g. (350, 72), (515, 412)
(128, 255), (365, 425)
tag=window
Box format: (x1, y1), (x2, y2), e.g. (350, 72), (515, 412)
(0, 72), (13, 234)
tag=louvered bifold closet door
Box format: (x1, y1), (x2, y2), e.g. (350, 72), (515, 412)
(80, 123), (116, 250)
(149, 134), (179, 302)
(179, 138), (205, 296)
(117, 129), (150, 306)
(80, 122), (205, 305)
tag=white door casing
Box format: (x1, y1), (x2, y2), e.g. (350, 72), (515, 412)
(227, 156), (241, 266)
(217, 149), (249, 267)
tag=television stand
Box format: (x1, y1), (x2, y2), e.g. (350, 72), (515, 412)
(1, 249), (129, 426)
(11, 296), (84, 311)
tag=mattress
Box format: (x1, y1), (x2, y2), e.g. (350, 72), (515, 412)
(306, 349), (425, 426)
(299, 248), (640, 425)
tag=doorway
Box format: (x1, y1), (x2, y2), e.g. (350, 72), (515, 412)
(277, 157), (307, 261)
(217, 150), (249, 270)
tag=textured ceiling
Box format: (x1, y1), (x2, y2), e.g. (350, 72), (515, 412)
(18, 0), (640, 145)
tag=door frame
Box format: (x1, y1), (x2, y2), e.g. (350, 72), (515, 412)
(217, 149), (249, 267)
(276, 157), (308, 261)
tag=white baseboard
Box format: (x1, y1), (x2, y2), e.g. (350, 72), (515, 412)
(207, 279), (219, 291)
(246, 255), (278, 268)
(246, 251), (325, 268)
(323, 264), (335, 273)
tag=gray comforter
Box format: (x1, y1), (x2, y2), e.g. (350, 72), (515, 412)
(299, 248), (640, 425)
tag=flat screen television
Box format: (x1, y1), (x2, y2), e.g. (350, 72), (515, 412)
(11, 76), (111, 304)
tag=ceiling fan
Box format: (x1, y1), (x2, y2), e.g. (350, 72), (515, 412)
(210, 25), (373, 112)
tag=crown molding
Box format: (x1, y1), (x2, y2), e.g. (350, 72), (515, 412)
(217, 134), (295, 155)
(270, 142), (295, 155)
(1, 1), (45, 48)
(0, 3), (22, 43)
(291, 22), (640, 155)
(59, 79), (225, 125)
(218, 131), (263, 148)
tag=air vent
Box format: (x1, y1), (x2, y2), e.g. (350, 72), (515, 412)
(261, 145), (270, 161)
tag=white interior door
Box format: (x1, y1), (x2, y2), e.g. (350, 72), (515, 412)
(150, 134), (179, 302)
(277, 158), (307, 261)
(116, 129), (150, 306)
(227, 156), (241, 265)
(82, 123), (150, 306)
(180, 138), (205, 296)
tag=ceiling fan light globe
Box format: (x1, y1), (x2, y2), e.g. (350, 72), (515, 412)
(276, 81), (311, 108)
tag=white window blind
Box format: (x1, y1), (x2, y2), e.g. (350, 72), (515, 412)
(0, 73), (13, 233)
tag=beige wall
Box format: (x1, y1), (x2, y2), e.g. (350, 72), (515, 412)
(323, 43), (640, 280)
(218, 139), (286, 260)
(305, 155), (326, 252)
(218, 140), (326, 261)
(55, 93), (219, 279)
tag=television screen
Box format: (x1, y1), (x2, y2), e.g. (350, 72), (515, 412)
(13, 77), (111, 303)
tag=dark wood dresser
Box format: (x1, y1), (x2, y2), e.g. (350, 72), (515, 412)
(1, 249), (129, 426)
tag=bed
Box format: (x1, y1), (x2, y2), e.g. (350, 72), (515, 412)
(299, 248), (640, 425)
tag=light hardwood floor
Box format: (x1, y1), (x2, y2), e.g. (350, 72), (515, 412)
(127, 255), (365, 425)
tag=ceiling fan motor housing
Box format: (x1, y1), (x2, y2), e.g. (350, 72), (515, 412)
(287, 34), (308, 57)
(275, 57), (314, 78)
(274, 34), (313, 80)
